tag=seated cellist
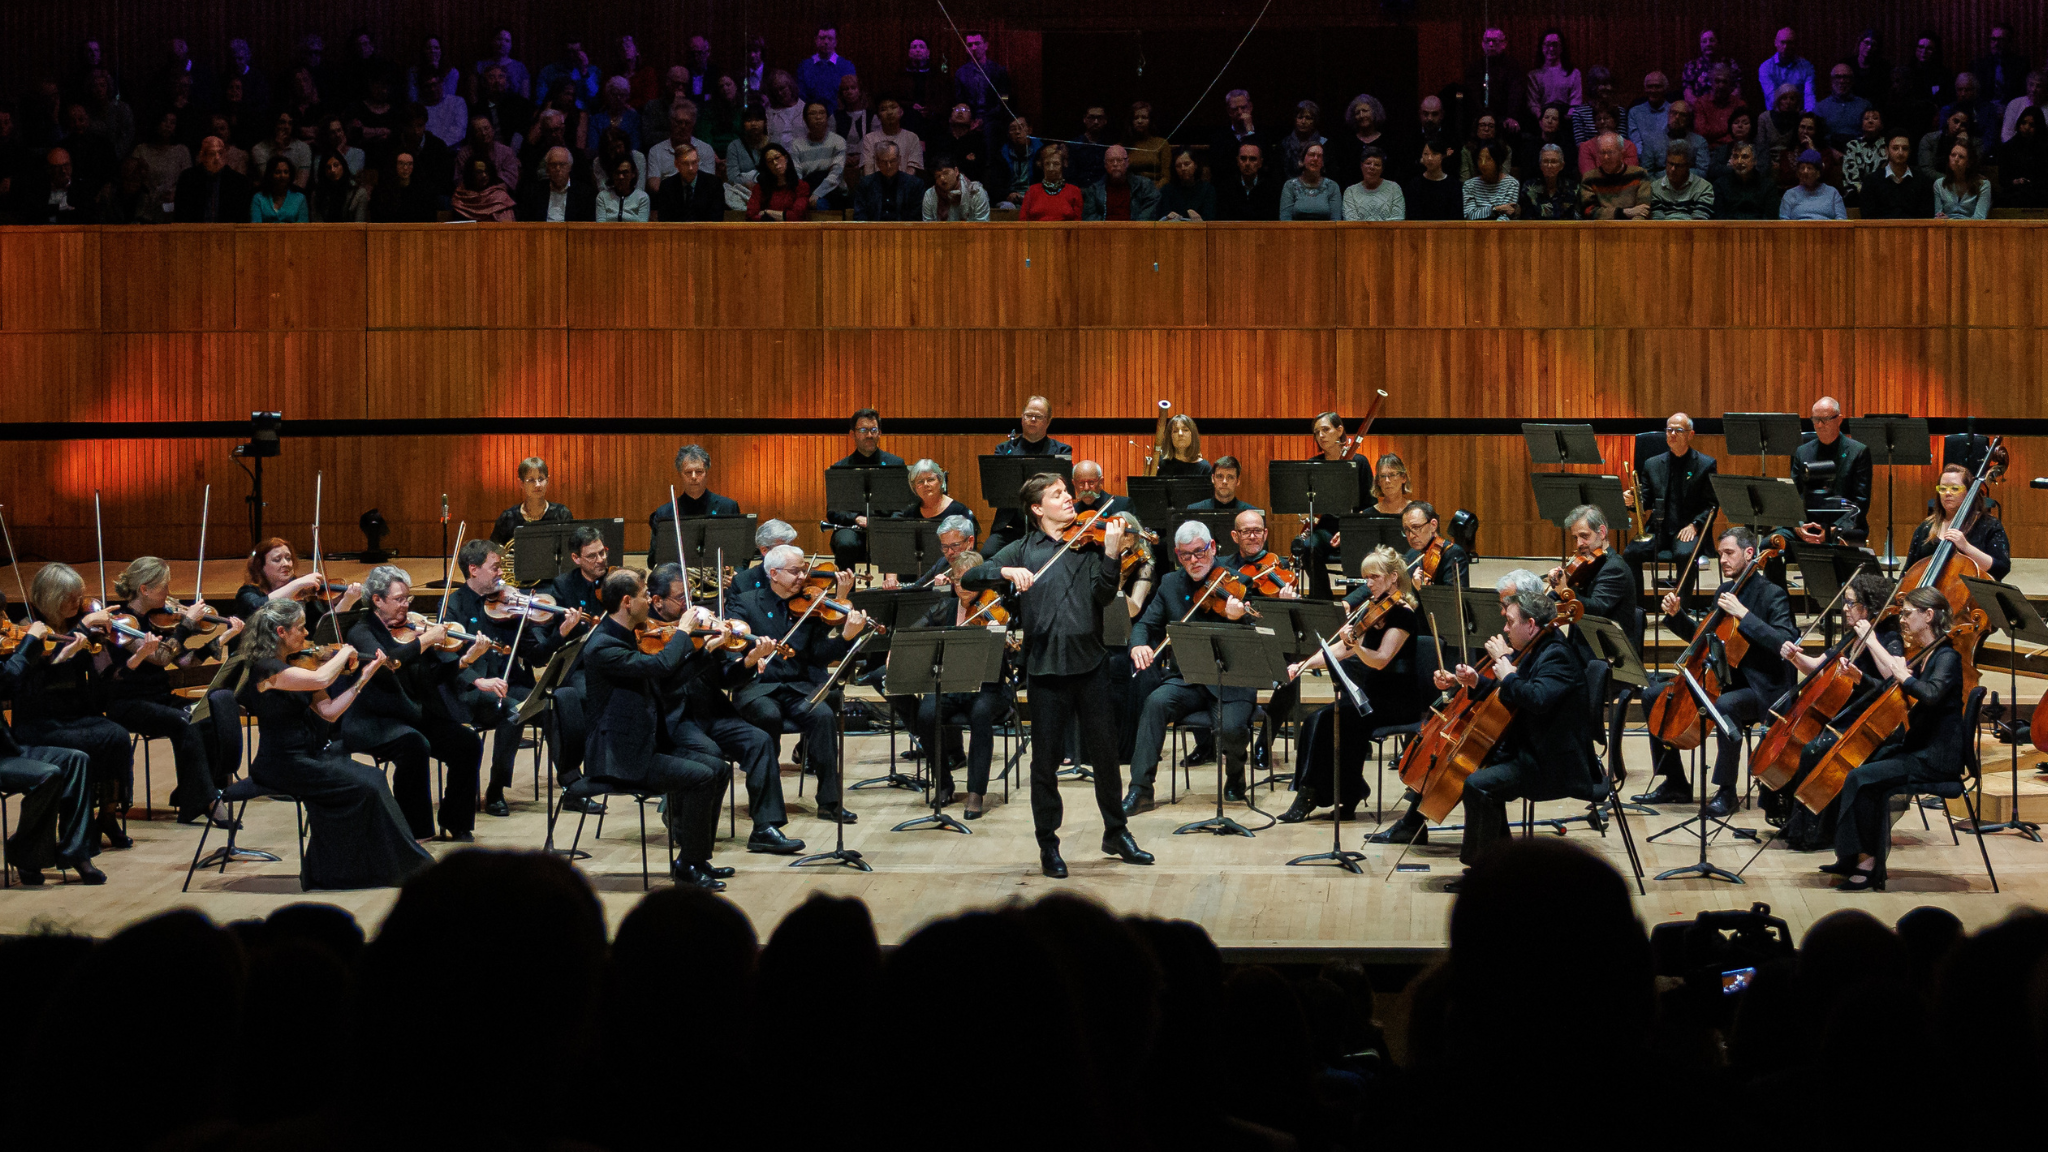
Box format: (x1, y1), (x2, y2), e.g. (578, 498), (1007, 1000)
(1767, 571), (1900, 851)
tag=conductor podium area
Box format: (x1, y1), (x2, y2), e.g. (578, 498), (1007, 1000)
(4, 222), (2048, 953)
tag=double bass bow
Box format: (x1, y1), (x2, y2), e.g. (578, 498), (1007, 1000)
(1643, 530), (1791, 751)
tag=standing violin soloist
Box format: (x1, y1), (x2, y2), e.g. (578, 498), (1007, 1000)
(963, 474), (1153, 878)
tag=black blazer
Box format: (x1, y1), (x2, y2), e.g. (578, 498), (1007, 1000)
(727, 585), (855, 696)
(582, 617), (717, 787)
(649, 491), (743, 534)
(1791, 434), (1873, 540)
(651, 174), (725, 221)
(1893, 641), (1966, 769)
(172, 165), (253, 223)
(343, 613), (474, 736)
(1472, 630), (1604, 801)
(851, 171), (925, 221)
(1212, 172), (1282, 220)
(490, 502), (573, 544)
(514, 179), (598, 221)
(1640, 449), (1718, 546)
(1127, 567), (1259, 703)
(1665, 573), (1797, 700)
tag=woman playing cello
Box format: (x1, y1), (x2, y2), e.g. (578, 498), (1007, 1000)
(1905, 462), (2009, 580)
(1764, 571), (1900, 851)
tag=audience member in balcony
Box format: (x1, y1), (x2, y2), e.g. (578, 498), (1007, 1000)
(1019, 143), (1082, 221)
(1206, 89), (1267, 183)
(455, 116), (520, 195)
(1576, 103), (1636, 175)
(250, 155), (310, 222)
(171, 135), (252, 223)
(22, 147), (94, 224)
(1067, 104), (1113, 188)
(1461, 140), (1519, 219)
(1711, 141), (1780, 218)
(1707, 107), (1760, 179)
(1516, 101), (1573, 178)
(253, 111), (312, 188)
(96, 156), (158, 223)
(1326, 92), (1387, 187)
(281, 66), (326, 144)
(1692, 65), (1744, 145)
(1525, 30), (1582, 120)
(1817, 64), (1873, 147)
(1682, 28), (1740, 103)
(1405, 135), (1463, 220)
(833, 75), (880, 164)
(587, 76), (638, 149)
(852, 140), (923, 221)
(1458, 112), (1514, 181)
(1759, 84), (1805, 166)
(746, 141), (809, 221)
(1887, 59), (1940, 140)
(540, 77), (590, 153)
(1277, 100), (1326, 179)
(317, 115), (366, 175)
(1997, 106), (2047, 208)
(387, 106), (454, 202)
(1773, 113), (1841, 188)
(453, 154), (517, 222)
(1999, 70), (2044, 142)
(1085, 144), (1160, 221)
(922, 155), (990, 221)
(763, 70), (803, 144)
(1847, 30), (1891, 104)
(647, 100), (716, 192)
(1518, 143), (1577, 220)
(371, 150), (441, 221)
(1639, 98), (1709, 174)
(133, 109), (191, 214)
(994, 115), (1040, 208)
(593, 155), (650, 222)
(1279, 141), (1343, 219)
(1123, 101), (1170, 183)
(612, 34), (658, 107)
(536, 38), (599, 111)
(1759, 27), (1818, 111)
(473, 28), (530, 100)
(726, 105), (770, 195)
(419, 70), (468, 148)
(1213, 140), (1281, 221)
(1343, 143), (1409, 219)
(1941, 73), (2003, 141)
(1465, 26), (1527, 135)
(859, 97), (924, 177)
(1625, 72), (1672, 159)
(1157, 148), (1215, 221)
(349, 74), (403, 157)
(634, 65), (689, 152)
(84, 69), (134, 161)
(1932, 138), (1991, 219)
(1858, 133), (1936, 218)
(1578, 132), (1649, 219)
(1841, 108), (1889, 199)
(309, 151), (369, 221)
(471, 65), (534, 154)
(650, 145), (723, 221)
(701, 75), (744, 156)
(513, 146), (596, 221)
(788, 101), (847, 210)
(1648, 141), (1714, 219)
(1568, 68), (1615, 146)
(588, 126), (644, 199)
(798, 25), (856, 114)
(954, 30), (1010, 136)
(1919, 109), (1975, 175)
(55, 104), (117, 201)
(1778, 150), (1847, 219)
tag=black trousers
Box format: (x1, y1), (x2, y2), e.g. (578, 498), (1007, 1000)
(551, 681), (587, 787)
(674, 713), (785, 829)
(15, 716), (133, 807)
(1259, 679), (1299, 767)
(917, 688), (1007, 795)
(1127, 680), (1252, 792)
(1460, 752), (1548, 866)
(830, 527), (867, 572)
(1647, 682), (1768, 789)
(344, 715), (484, 837)
(623, 752), (723, 864)
(1293, 699), (1374, 806)
(1023, 663), (1128, 851)
(1835, 747), (1947, 863)
(736, 684), (843, 805)
(105, 695), (223, 820)
(485, 686), (530, 794)
(1, 745), (96, 870)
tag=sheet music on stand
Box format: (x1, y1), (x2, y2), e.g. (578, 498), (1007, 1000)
(1575, 614), (1649, 688)
(509, 518), (628, 584)
(849, 587), (955, 658)
(1520, 423), (1603, 466)
(1243, 599), (1348, 657)
(650, 515), (759, 570)
(978, 455), (1074, 510)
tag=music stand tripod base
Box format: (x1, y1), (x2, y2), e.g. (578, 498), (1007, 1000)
(793, 631), (884, 871)
(793, 846), (873, 871)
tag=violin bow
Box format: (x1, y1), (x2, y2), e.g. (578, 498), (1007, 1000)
(439, 521), (466, 624)
(312, 470), (341, 645)
(94, 490), (107, 604)
(716, 547), (726, 621)
(0, 505), (28, 608)
(671, 485), (692, 613)
(194, 484), (210, 606)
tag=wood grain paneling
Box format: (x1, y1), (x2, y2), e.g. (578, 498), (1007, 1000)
(0, 230), (98, 332)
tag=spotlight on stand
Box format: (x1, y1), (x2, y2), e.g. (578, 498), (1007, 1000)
(231, 411), (283, 545)
(358, 509), (395, 563)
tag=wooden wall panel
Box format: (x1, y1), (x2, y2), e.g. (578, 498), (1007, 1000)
(234, 228), (368, 331)
(0, 334), (103, 421)
(366, 225), (565, 329)
(98, 229), (235, 333)
(0, 230), (98, 333)
(367, 328), (568, 418)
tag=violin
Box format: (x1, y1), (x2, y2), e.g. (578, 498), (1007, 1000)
(1235, 556), (1298, 597)
(1410, 536), (1448, 586)
(1192, 566), (1258, 620)
(635, 616), (767, 655)
(389, 612), (513, 658)
(788, 569), (888, 635)
(1555, 547), (1607, 597)
(1644, 533), (1789, 750)
(484, 585), (581, 625)
(286, 642), (357, 671)
(965, 587), (1010, 627)
(144, 598), (239, 649)
(1055, 514), (1157, 551)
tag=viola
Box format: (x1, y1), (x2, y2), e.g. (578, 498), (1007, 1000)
(1644, 534), (1789, 750)
(1235, 556), (1298, 597)
(788, 569), (888, 635)
(635, 617), (766, 655)
(1410, 537), (1448, 586)
(286, 642), (357, 671)
(484, 585), (581, 625)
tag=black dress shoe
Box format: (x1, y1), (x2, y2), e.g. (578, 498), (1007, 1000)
(97, 813), (133, 850)
(672, 861), (727, 891)
(1818, 859), (1859, 876)
(933, 784), (956, 809)
(1632, 779), (1693, 806)
(1704, 789), (1739, 819)
(1101, 829), (1155, 865)
(705, 864), (736, 879)
(1278, 796), (1320, 823)
(483, 798), (511, 818)
(1443, 878), (1466, 893)
(14, 865), (45, 886)
(747, 826), (806, 854)
(1180, 747), (1215, 768)
(1224, 778), (1246, 803)
(1367, 818), (1428, 845)
(815, 803), (859, 825)
(560, 794), (607, 815)
(71, 859), (106, 885)
(1120, 787), (1154, 817)
(438, 828), (476, 843)
(1836, 865), (1885, 892)
(1040, 850), (1068, 879)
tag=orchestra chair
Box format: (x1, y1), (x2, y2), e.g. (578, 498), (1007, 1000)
(183, 776), (304, 892)
(921, 689), (1022, 806)
(551, 780), (671, 891)
(1362, 643), (1440, 822)
(130, 732), (153, 823)
(1516, 660), (1646, 890)
(1885, 686), (1997, 893)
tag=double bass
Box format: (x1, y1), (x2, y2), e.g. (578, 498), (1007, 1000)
(1643, 532), (1790, 750)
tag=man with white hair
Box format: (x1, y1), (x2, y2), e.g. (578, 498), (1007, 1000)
(1124, 521), (1254, 814)
(728, 544), (869, 825)
(729, 519), (800, 600)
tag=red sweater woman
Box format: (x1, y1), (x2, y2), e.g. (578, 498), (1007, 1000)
(746, 142), (811, 221)
(1018, 144), (1083, 220)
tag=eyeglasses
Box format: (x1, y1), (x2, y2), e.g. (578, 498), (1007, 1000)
(1665, 426), (1688, 434)
(1175, 546), (1214, 560)
(1934, 484), (1967, 495)
(1234, 527), (1267, 536)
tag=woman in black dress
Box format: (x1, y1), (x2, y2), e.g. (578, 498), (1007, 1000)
(1279, 546), (1422, 821)
(1825, 586), (1966, 892)
(1294, 411), (1376, 599)
(908, 552), (1014, 817)
(891, 459), (976, 585)
(1770, 571), (1901, 851)
(10, 563), (136, 852)
(1906, 462), (2010, 581)
(233, 536), (364, 638)
(1151, 413), (1213, 479)
(102, 556), (245, 826)
(489, 455), (574, 545)
(237, 599), (433, 889)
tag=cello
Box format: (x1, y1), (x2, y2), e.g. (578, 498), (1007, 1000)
(1746, 573), (1872, 791)
(1643, 531), (1791, 751)
(1793, 627), (1964, 813)
(1887, 437), (2006, 675)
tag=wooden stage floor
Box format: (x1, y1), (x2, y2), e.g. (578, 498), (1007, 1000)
(7, 723), (2047, 954)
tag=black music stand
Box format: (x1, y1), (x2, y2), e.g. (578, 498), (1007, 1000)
(1336, 516), (1409, 582)
(1413, 585), (1480, 668)
(651, 515), (759, 570)
(885, 627), (1006, 836)
(1530, 474), (1630, 542)
(1269, 461), (1362, 552)
(531, 633), (594, 858)
(1961, 576), (2046, 844)
(1521, 422), (1603, 467)
(847, 587), (954, 792)
(509, 518), (628, 584)
(1843, 416), (1931, 570)
(1723, 412), (1803, 478)
(1792, 544), (1873, 641)
(1652, 666), (1747, 885)
(1182, 508), (1248, 549)
(1164, 621), (1290, 838)
(979, 454), (1073, 512)
(792, 629), (883, 871)
(867, 518), (943, 581)
(1127, 477), (1215, 536)
(1709, 474), (1807, 530)
(1248, 600), (1349, 656)
(1287, 630), (1371, 875)
(823, 467), (914, 561)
